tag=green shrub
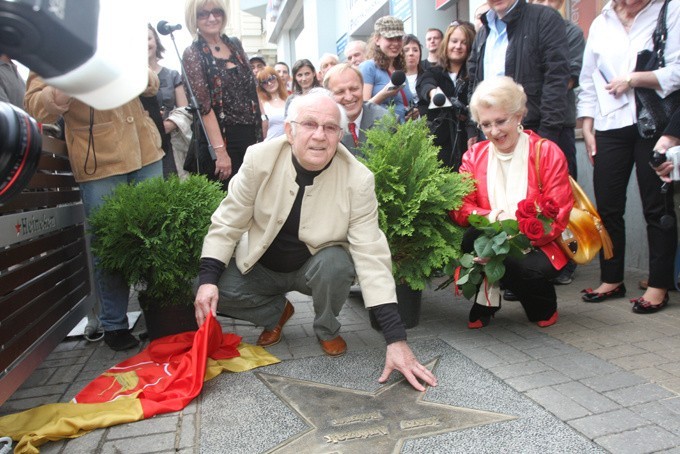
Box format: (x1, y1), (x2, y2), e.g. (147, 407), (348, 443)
(89, 175), (225, 308)
(359, 112), (474, 290)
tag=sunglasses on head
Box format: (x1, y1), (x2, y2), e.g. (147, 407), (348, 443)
(197, 8), (224, 20)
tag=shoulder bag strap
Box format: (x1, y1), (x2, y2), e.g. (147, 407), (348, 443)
(653, 0), (671, 66)
(534, 138), (546, 192)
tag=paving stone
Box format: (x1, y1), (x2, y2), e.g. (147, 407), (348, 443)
(504, 371), (572, 392)
(523, 343), (581, 359)
(178, 413), (196, 450)
(540, 353), (620, 380)
(525, 386), (591, 420)
(610, 352), (669, 371)
(483, 344), (533, 364)
(569, 408), (649, 439)
(596, 425), (680, 454)
(605, 383), (676, 407)
(6, 383), (68, 400)
(61, 428), (105, 453)
(633, 401), (680, 436)
(590, 344), (648, 360)
(455, 347), (507, 368)
(580, 371), (647, 393)
(45, 365), (83, 386)
(489, 360), (553, 380)
(553, 381), (620, 414)
(108, 415), (178, 439)
(101, 432), (176, 454)
(37, 439), (65, 453)
(634, 366), (677, 383)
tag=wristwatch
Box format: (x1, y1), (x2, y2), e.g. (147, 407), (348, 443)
(625, 74), (633, 88)
(261, 114), (268, 121)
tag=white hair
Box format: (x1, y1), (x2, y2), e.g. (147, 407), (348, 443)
(286, 88), (349, 132)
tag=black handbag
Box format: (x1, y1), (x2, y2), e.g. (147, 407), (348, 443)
(634, 0), (680, 138)
(183, 116), (216, 176)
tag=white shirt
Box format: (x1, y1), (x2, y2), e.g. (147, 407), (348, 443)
(578, 0), (680, 131)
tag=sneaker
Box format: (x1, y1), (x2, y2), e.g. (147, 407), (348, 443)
(104, 329), (139, 351)
(551, 268), (574, 285)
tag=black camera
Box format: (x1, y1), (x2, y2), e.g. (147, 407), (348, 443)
(0, 102), (43, 204)
(650, 150), (667, 168)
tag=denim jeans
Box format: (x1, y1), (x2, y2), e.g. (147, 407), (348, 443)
(80, 160), (163, 332)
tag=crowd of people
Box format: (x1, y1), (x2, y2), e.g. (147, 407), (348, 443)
(6, 0), (679, 391)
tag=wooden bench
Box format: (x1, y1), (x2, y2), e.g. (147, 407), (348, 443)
(0, 134), (94, 404)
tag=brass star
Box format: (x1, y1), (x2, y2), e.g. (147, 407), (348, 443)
(258, 358), (516, 453)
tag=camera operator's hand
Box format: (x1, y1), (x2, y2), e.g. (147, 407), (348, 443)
(655, 134), (680, 155)
(654, 160), (674, 183)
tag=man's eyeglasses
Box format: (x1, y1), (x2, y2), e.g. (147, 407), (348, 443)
(197, 8), (225, 20)
(291, 120), (342, 136)
(260, 75), (277, 86)
(478, 118), (512, 131)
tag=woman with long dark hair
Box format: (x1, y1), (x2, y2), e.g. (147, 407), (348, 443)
(417, 21), (476, 169)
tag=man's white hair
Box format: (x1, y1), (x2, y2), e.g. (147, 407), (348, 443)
(286, 88), (349, 132)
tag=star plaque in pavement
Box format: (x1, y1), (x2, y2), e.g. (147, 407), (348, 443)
(257, 358), (515, 453)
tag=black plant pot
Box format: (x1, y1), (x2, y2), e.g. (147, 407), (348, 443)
(141, 299), (199, 341)
(369, 283), (422, 330)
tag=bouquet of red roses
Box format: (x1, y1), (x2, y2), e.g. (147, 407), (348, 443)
(439, 196), (558, 300)
(516, 195), (559, 243)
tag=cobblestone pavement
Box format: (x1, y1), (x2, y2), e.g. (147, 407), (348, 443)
(3, 262), (680, 453)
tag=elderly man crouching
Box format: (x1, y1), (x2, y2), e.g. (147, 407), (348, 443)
(194, 88), (437, 391)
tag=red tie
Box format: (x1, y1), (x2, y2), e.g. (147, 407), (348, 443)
(348, 122), (358, 146)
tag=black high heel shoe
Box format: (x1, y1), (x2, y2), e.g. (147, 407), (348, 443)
(581, 283), (626, 303)
(468, 303), (501, 329)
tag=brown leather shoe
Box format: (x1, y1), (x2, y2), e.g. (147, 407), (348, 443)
(257, 300), (294, 347)
(318, 336), (347, 357)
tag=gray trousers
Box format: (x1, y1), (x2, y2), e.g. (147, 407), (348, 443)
(215, 246), (355, 340)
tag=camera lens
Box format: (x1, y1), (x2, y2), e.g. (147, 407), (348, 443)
(0, 102), (43, 204)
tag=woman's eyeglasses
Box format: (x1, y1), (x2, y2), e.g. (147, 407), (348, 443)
(197, 8), (225, 20)
(260, 75), (277, 86)
(478, 118), (512, 131)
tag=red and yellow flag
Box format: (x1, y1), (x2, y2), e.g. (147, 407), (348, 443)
(0, 313), (278, 453)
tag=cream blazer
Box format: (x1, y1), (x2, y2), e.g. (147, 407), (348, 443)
(202, 136), (397, 308)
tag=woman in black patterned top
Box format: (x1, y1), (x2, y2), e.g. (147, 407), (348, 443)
(183, 0), (262, 189)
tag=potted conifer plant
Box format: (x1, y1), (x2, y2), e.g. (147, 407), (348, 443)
(359, 112), (474, 327)
(89, 174), (225, 339)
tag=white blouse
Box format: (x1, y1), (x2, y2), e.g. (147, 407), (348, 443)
(577, 0), (680, 131)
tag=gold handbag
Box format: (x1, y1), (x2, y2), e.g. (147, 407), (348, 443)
(535, 139), (614, 265)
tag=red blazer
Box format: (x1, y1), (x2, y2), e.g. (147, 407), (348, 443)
(450, 131), (574, 269)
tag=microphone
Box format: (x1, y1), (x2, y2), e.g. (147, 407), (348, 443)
(428, 87), (452, 109)
(157, 20), (182, 35)
(385, 70), (406, 91)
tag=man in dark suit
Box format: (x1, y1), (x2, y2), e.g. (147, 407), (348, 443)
(323, 63), (390, 157)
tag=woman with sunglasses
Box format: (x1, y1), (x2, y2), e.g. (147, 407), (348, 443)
(417, 21), (476, 170)
(256, 66), (288, 140)
(182, 0), (262, 189)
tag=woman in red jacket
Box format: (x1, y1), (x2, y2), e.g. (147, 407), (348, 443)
(450, 77), (573, 328)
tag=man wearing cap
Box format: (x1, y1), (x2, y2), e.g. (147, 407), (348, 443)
(194, 88), (438, 392)
(359, 16), (414, 123)
(250, 55), (266, 76)
(323, 63), (390, 156)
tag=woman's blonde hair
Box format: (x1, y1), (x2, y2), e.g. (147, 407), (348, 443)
(469, 76), (528, 123)
(185, 0), (229, 39)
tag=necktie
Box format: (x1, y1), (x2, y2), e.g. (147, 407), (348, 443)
(348, 122), (358, 147)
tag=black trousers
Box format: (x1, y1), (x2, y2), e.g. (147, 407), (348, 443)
(462, 228), (560, 321)
(593, 125), (676, 288)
